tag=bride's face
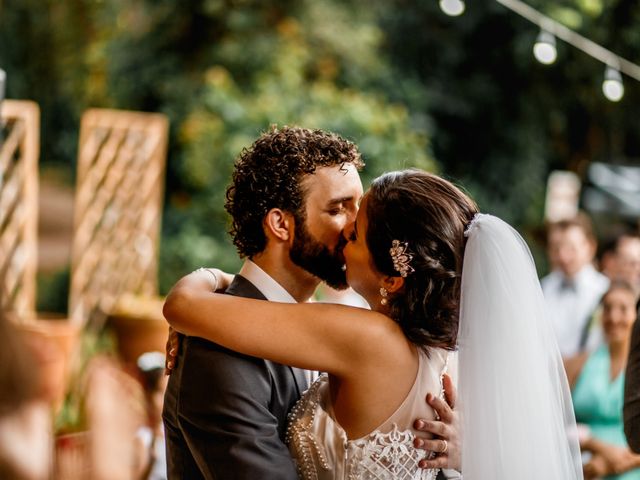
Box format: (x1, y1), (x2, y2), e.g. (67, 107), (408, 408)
(342, 194), (386, 309)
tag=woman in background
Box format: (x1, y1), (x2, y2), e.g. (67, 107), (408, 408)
(567, 281), (640, 479)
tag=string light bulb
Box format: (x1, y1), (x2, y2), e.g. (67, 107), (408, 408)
(439, 0), (465, 17)
(533, 30), (557, 65)
(602, 65), (624, 102)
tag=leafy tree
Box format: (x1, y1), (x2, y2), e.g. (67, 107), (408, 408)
(379, 0), (640, 228)
(1, 0), (434, 294)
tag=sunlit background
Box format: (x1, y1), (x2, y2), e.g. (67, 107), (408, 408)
(1, 0), (640, 477)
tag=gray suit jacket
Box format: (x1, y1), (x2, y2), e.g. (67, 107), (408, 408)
(162, 275), (308, 479)
(624, 301), (640, 453)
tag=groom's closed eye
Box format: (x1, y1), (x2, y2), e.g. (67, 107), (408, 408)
(326, 197), (357, 216)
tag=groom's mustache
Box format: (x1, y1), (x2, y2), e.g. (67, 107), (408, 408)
(335, 234), (348, 260)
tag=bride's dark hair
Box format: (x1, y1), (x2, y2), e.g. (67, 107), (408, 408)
(366, 170), (478, 349)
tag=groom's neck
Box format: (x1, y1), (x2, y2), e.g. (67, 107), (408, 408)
(252, 250), (319, 303)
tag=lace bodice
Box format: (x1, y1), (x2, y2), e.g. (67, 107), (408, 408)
(286, 348), (454, 480)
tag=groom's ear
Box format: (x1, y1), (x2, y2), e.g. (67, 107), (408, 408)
(382, 275), (404, 294)
(264, 208), (295, 242)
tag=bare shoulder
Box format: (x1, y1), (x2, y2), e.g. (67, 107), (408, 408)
(340, 307), (414, 368)
(564, 351), (589, 388)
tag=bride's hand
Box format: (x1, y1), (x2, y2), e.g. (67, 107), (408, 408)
(163, 268), (234, 374)
(164, 326), (181, 375)
(188, 267), (234, 293)
(413, 374), (461, 471)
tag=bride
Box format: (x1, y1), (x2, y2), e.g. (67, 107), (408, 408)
(163, 169), (583, 479)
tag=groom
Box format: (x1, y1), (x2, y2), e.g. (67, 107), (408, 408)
(162, 126), (458, 478)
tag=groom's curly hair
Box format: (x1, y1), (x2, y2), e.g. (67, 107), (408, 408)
(225, 125), (364, 258)
(366, 170), (479, 349)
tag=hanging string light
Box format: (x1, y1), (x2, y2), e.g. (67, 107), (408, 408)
(439, 0), (465, 17)
(441, 0), (640, 102)
(533, 30), (557, 65)
(602, 65), (624, 102)
(494, 0), (640, 102)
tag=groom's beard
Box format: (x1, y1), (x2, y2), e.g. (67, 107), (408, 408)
(290, 221), (348, 290)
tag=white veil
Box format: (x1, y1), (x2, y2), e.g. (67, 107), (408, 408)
(457, 214), (583, 479)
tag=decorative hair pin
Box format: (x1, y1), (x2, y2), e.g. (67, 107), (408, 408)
(389, 240), (415, 278)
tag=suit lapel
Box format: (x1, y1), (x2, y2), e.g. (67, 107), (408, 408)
(227, 274), (309, 397)
(289, 367), (308, 397)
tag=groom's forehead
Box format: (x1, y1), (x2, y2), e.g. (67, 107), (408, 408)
(300, 164), (363, 199)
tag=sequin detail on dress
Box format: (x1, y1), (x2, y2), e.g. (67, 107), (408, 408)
(286, 348), (451, 480)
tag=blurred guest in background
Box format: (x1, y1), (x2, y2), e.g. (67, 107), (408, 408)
(542, 213), (610, 357)
(566, 282), (640, 479)
(599, 237), (620, 281)
(613, 235), (640, 292)
(624, 297), (640, 453)
(0, 311), (52, 480)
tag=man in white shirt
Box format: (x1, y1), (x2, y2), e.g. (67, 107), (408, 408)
(541, 214), (610, 358)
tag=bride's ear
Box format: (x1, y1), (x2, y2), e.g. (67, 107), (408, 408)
(382, 275), (404, 294)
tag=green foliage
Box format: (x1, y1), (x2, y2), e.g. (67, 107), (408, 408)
(157, 1), (433, 290)
(378, 0), (640, 235)
(36, 269), (70, 314)
(54, 329), (118, 434)
(3, 0), (638, 289)
(1, 0), (433, 294)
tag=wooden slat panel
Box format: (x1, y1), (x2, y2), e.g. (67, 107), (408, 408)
(68, 109), (168, 328)
(0, 100), (40, 319)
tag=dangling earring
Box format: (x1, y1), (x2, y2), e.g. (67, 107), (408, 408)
(379, 287), (388, 306)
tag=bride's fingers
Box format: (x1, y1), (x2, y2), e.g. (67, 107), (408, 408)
(418, 454), (448, 470)
(164, 327), (181, 375)
(442, 374), (456, 409)
(426, 393), (453, 423)
(413, 420), (450, 446)
(414, 437), (448, 452)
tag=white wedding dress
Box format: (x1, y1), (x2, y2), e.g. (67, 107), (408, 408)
(286, 347), (454, 480)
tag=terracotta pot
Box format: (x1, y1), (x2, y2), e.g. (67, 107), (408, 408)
(107, 294), (168, 366)
(15, 314), (80, 411)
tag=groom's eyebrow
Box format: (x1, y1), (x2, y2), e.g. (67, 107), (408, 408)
(327, 196), (354, 206)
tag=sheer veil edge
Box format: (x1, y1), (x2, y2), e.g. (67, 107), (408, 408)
(457, 214), (583, 479)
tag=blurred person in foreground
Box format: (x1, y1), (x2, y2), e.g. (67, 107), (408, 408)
(0, 311), (52, 480)
(624, 296), (640, 453)
(542, 214), (610, 357)
(566, 281), (640, 479)
(133, 352), (168, 480)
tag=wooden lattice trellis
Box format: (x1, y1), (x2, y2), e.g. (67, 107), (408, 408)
(69, 109), (168, 328)
(0, 100), (40, 320)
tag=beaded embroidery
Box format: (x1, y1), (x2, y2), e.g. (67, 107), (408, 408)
(286, 352), (451, 480)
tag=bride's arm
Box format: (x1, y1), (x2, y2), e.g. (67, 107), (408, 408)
(163, 270), (402, 376)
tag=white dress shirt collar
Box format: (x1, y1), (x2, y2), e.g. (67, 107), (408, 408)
(238, 260), (297, 304)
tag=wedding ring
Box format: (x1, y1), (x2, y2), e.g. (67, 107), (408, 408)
(441, 440), (448, 454)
